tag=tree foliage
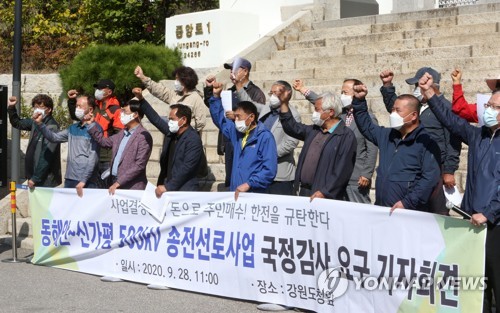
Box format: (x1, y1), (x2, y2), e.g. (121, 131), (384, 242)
(0, 0), (219, 72)
(59, 43), (182, 101)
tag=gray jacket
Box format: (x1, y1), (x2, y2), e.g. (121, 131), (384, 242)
(236, 89), (301, 182)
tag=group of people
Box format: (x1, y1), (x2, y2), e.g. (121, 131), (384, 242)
(7, 58), (500, 311)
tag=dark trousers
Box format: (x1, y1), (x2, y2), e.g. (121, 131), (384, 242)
(268, 181), (295, 196)
(224, 138), (234, 188)
(64, 178), (97, 189)
(484, 224), (500, 313)
(298, 185), (313, 197)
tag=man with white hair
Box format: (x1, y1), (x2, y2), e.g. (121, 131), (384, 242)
(278, 91), (357, 200)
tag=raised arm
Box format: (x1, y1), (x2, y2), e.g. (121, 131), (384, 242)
(352, 84), (383, 146)
(379, 70), (397, 113)
(420, 72), (477, 146)
(7, 96), (32, 131)
(450, 69), (478, 123)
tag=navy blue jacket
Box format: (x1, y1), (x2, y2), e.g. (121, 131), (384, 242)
(427, 95), (500, 225)
(353, 98), (441, 211)
(139, 99), (203, 191)
(209, 96), (277, 192)
(279, 110), (357, 200)
(381, 85), (461, 174)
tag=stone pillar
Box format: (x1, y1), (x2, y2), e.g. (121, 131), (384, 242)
(314, 0), (341, 20)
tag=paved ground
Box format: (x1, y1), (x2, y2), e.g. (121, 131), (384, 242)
(0, 244), (281, 313)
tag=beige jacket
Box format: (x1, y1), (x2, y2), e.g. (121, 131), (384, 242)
(144, 78), (207, 132)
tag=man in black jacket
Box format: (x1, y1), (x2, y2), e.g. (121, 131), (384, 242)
(8, 94), (62, 188)
(278, 91), (357, 200)
(132, 88), (204, 196)
(379, 67), (461, 215)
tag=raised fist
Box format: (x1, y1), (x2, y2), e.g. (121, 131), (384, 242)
(205, 75), (216, 87)
(134, 65), (146, 81)
(67, 90), (78, 99)
(132, 87), (143, 100)
(451, 69), (462, 85)
(379, 70), (394, 86)
(7, 96), (17, 107)
(353, 84), (368, 99)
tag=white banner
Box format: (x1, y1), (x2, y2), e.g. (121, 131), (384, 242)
(31, 188), (486, 312)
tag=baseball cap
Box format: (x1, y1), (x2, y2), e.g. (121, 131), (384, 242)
(93, 79), (116, 90)
(405, 67), (441, 85)
(485, 75), (500, 91)
(224, 57), (252, 71)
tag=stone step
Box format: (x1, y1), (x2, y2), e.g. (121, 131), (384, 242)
(402, 22), (499, 39)
(346, 38), (433, 55)
(431, 33), (500, 50)
(270, 44), (473, 65)
(375, 45), (473, 64)
(371, 16), (459, 34)
(312, 3), (500, 30)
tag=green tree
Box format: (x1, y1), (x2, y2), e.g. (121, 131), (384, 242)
(59, 43), (182, 101)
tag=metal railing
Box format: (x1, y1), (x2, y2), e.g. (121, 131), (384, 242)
(438, 0), (479, 8)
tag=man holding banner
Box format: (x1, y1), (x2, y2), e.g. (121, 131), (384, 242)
(209, 82), (277, 199)
(279, 91), (357, 200)
(352, 85), (441, 213)
(421, 73), (500, 313)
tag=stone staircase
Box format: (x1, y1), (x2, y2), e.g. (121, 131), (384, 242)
(201, 2), (500, 193)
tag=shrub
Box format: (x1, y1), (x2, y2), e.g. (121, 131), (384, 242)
(59, 43), (182, 102)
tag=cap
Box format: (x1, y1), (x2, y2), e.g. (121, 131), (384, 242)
(93, 79), (116, 90)
(223, 57), (252, 71)
(405, 67), (441, 85)
(485, 75), (500, 91)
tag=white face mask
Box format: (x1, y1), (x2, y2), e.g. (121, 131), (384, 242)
(95, 89), (105, 101)
(34, 108), (46, 119)
(120, 112), (135, 126)
(235, 119), (250, 133)
(269, 94), (281, 109)
(168, 119), (182, 133)
(413, 87), (423, 102)
(75, 108), (86, 120)
(311, 111), (326, 127)
(174, 80), (183, 92)
(483, 107), (499, 127)
(390, 111), (413, 130)
(340, 94), (353, 108)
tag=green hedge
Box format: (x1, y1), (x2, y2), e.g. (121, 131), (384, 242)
(59, 43), (182, 100)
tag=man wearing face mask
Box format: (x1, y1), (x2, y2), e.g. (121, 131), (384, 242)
(380, 67), (461, 215)
(293, 79), (378, 203)
(134, 65), (207, 134)
(7, 95), (62, 189)
(352, 84), (441, 213)
(87, 98), (153, 194)
(131, 88), (205, 195)
(209, 82), (277, 200)
(204, 58), (266, 189)
(234, 80), (300, 195)
(33, 94), (100, 197)
(279, 91), (357, 201)
(93, 79), (124, 187)
(420, 73), (500, 313)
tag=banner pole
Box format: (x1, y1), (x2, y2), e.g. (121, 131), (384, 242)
(2, 181), (27, 263)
